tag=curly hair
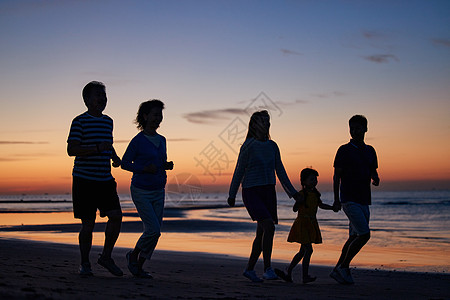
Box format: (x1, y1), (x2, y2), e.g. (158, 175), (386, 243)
(135, 100), (165, 131)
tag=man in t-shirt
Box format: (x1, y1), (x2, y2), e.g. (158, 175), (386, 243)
(330, 115), (380, 284)
(67, 81), (123, 277)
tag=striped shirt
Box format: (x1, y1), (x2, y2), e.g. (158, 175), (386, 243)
(67, 112), (114, 181)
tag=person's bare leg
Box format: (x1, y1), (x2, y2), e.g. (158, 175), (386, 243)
(261, 218), (275, 271)
(302, 244), (314, 282)
(335, 235), (357, 268)
(246, 222), (263, 271)
(340, 232), (370, 268)
(79, 219), (95, 263)
(287, 245), (305, 277)
(102, 209), (122, 258)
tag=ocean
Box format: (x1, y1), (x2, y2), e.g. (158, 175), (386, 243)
(1, 190), (449, 273)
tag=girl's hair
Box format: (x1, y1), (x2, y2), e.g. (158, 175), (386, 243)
(135, 99), (165, 131)
(300, 167), (319, 188)
(245, 110), (271, 141)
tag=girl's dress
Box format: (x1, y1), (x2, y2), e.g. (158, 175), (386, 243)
(287, 189), (323, 244)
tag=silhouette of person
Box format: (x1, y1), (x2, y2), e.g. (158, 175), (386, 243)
(275, 168), (337, 284)
(227, 110), (303, 282)
(330, 115), (380, 284)
(67, 81), (123, 277)
(121, 100), (174, 278)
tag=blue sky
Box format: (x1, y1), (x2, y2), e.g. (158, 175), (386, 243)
(0, 0), (449, 193)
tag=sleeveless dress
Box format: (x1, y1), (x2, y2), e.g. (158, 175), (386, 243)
(287, 190), (323, 244)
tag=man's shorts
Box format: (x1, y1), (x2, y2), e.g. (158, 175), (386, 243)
(342, 201), (370, 236)
(72, 176), (121, 220)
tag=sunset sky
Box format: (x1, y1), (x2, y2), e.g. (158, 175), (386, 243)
(0, 0), (449, 195)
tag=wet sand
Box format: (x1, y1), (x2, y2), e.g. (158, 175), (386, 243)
(0, 238), (449, 300)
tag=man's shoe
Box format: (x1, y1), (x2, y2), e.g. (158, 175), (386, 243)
(97, 255), (123, 276)
(79, 262), (93, 276)
(336, 266), (354, 284)
(330, 267), (346, 284)
(126, 251), (140, 276)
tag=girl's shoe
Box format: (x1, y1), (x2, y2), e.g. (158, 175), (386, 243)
(97, 255), (123, 276)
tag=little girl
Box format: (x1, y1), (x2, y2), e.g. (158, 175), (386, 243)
(275, 168), (335, 284)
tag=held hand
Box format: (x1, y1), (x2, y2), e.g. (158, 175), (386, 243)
(165, 161), (174, 170)
(112, 157), (121, 168)
(97, 142), (113, 153)
(143, 164), (157, 174)
(372, 177), (380, 186)
(227, 197), (235, 207)
(332, 201), (341, 212)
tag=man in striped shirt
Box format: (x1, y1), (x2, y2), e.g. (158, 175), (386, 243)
(67, 81), (123, 277)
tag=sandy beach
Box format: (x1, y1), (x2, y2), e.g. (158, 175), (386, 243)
(0, 238), (449, 300)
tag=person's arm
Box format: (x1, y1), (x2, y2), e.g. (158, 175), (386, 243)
(162, 136), (174, 170)
(273, 143), (298, 198)
(333, 167), (342, 211)
(371, 169), (380, 186)
(121, 137), (149, 173)
(228, 144), (249, 207)
(319, 201), (335, 211)
(67, 140), (112, 156)
(111, 146), (121, 168)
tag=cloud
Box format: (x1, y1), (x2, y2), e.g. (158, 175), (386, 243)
(0, 141), (48, 145)
(0, 152), (53, 162)
(362, 30), (385, 40)
(276, 99), (309, 107)
(116, 138), (197, 143)
(431, 38), (450, 48)
(363, 54), (399, 63)
(280, 49), (302, 56)
(311, 91), (346, 99)
(0, 158), (29, 162)
(167, 138), (197, 142)
(183, 108), (247, 124)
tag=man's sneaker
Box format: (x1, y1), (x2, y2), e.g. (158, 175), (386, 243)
(262, 267), (278, 280)
(79, 262), (93, 276)
(126, 251), (140, 276)
(97, 255), (123, 276)
(243, 269), (263, 282)
(336, 266), (354, 284)
(330, 267), (346, 284)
